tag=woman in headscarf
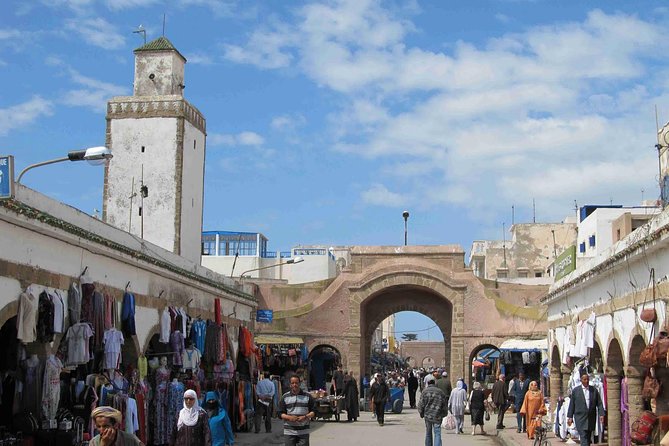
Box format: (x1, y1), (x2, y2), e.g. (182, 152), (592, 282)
(170, 389), (211, 446)
(90, 406), (143, 445)
(205, 391), (234, 446)
(469, 381), (486, 435)
(448, 379), (468, 434)
(520, 381), (546, 439)
(343, 371), (360, 422)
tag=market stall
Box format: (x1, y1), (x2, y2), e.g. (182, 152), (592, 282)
(498, 338), (547, 385)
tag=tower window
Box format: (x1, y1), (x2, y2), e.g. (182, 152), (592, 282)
(193, 140), (196, 150)
(141, 146), (145, 153)
(138, 207), (142, 216)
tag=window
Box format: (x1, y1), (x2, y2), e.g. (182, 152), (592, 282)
(141, 146), (145, 153)
(201, 234), (216, 256)
(616, 229), (621, 242)
(535, 272), (543, 278)
(497, 271), (508, 279)
(579, 242), (586, 253)
(518, 271), (529, 278)
(588, 235), (596, 247)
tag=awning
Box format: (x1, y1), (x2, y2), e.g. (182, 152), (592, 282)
(499, 338), (547, 352)
(255, 334), (304, 344)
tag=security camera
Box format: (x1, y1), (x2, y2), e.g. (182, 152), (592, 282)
(149, 73), (155, 80)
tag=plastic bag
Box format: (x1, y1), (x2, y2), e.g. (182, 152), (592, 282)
(442, 414), (456, 430)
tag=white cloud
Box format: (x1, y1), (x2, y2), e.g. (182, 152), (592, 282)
(0, 29), (22, 40)
(209, 131), (265, 147)
(225, 4), (666, 219)
(361, 183), (406, 207)
(0, 96), (54, 136)
(47, 58), (127, 112)
(271, 114), (306, 131)
(495, 13), (511, 23)
(65, 17), (125, 49)
(178, 0), (240, 17)
(186, 52), (215, 65)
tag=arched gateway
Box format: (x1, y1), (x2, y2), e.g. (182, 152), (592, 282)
(255, 246), (548, 383)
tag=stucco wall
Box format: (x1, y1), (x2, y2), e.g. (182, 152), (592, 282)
(180, 120), (206, 263)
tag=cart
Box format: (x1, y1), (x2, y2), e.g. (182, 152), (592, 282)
(313, 395), (345, 421)
(384, 387), (405, 414)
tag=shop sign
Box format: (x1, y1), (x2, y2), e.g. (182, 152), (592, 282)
(256, 309), (273, 323)
(0, 156), (14, 200)
(555, 245), (576, 281)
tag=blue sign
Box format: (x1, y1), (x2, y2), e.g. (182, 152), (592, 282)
(256, 309), (273, 323)
(0, 156), (14, 199)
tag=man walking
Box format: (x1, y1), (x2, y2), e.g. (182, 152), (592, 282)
(332, 365), (345, 396)
(436, 371), (452, 409)
(511, 372), (529, 432)
(407, 371), (419, 408)
(491, 374), (509, 430)
(567, 372), (605, 446)
(418, 375), (448, 446)
(255, 373), (275, 434)
(279, 374), (316, 446)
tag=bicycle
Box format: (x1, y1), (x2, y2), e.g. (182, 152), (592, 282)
(532, 415), (552, 446)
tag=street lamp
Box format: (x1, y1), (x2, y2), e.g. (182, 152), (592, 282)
(240, 256), (304, 278)
(17, 146), (113, 183)
(403, 210), (410, 246)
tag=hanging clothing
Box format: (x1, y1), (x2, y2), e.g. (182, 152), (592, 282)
(103, 328), (125, 370)
(104, 294), (115, 330)
(182, 347), (201, 371)
(214, 299), (221, 325)
(125, 397), (139, 434)
(80, 283), (95, 324)
(153, 367), (171, 445)
(160, 308), (171, 344)
(68, 282), (82, 327)
(50, 291), (65, 334)
(138, 356), (148, 380)
(170, 331), (185, 367)
(621, 377), (630, 446)
(42, 356), (62, 420)
(190, 319), (207, 354)
(92, 291), (105, 349)
(121, 292), (136, 336)
(66, 322), (93, 365)
(168, 380), (186, 440)
(21, 356), (42, 416)
(16, 291), (38, 344)
(37, 291), (55, 343)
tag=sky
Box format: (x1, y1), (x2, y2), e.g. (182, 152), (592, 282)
(2, 0), (669, 340)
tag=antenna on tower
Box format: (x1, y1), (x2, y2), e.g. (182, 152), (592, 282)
(502, 222), (507, 268)
(656, 104), (666, 207)
(133, 25), (146, 44)
(162, 13), (166, 36)
(511, 205), (515, 226)
(532, 198), (536, 223)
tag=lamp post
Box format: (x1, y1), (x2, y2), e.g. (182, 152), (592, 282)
(403, 210), (410, 246)
(240, 256), (304, 279)
(17, 146), (112, 183)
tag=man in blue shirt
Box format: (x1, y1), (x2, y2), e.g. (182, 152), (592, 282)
(255, 373), (276, 434)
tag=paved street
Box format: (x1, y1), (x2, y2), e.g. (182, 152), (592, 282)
(235, 396), (505, 446)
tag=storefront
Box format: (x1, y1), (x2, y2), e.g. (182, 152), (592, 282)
(498, 338), (547, 386)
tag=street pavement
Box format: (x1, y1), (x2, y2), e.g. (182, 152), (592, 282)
(230, 395), (550, 446)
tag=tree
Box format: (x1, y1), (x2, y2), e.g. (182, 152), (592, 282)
(401, 333), (418, 341)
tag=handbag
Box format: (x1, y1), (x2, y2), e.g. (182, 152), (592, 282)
(631, 411), (658, 445)
(640, 308), (657, 323)
(464, 400), (470, 414)
(656, 335), (669, 366)
(485, 410), (490, 421)
(640, 324), (658, 368)
(442, 413), (456, 430)
(642, 368), (661, 400)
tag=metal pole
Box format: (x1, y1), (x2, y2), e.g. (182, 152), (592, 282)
(17, 157), (70, 183)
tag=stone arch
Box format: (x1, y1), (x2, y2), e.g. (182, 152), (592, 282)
(0, 300), (18, 330)
(422, 356), (435, 368)
(469, 343), (499, 387)
(589, 339), (604, 374)
(406, 356), (416, 368)
(359, 283), (454, 379)
(142, 324), (161, 352)
(549, 344), (562, 421)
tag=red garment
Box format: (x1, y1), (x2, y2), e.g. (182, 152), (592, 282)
(238, 381), (245, 426)
(104, 294), (114, 330)
(214, 299), (221, 324)
(135, 392), (147, 444)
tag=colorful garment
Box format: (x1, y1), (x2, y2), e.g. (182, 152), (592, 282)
(190, 319), (207, 354)
(121, 292), (136, 336)
(168, 380), (186, 440)
(42, 356), (62, 420)
(153, 367), (171, 445)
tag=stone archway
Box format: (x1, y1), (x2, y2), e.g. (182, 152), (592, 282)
(359, 284), (454, 378)
(406, 356), (416, 368)
(606, 338), (624, 446)
(469, 343), (499, 388)
(549, 344), (561, 420)
(422, 356), (435, 368)
(309, 344), (341, 391)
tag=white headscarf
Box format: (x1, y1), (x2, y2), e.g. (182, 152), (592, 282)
(456, 380), (464, 390)
(177, 389), (201, 429)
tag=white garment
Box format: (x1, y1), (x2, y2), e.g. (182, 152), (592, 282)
(581, 386), (590, 408)
(103, 328), (124, 370)
(579, 312), (596, 356)
(50, 291), (65, 334)
(42, 356), (62, 420)
(522, 351), (530, 364)
(562, 326), (573, 364)
(177, 390), (201, 429)
(159, 309), (171, 343)
(66, 322), (93, 365)
(181, 347), (201, 371)
(178, 307), (187, 335)
(16, 292), (38, 343)
(125, 397), (139, 434)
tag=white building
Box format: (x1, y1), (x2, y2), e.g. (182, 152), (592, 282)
(104, 37), (206, 265)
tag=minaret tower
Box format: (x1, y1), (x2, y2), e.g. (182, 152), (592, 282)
(103, 37), (206, 264)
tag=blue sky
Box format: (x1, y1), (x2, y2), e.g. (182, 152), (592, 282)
(2, 0), (668, 339)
